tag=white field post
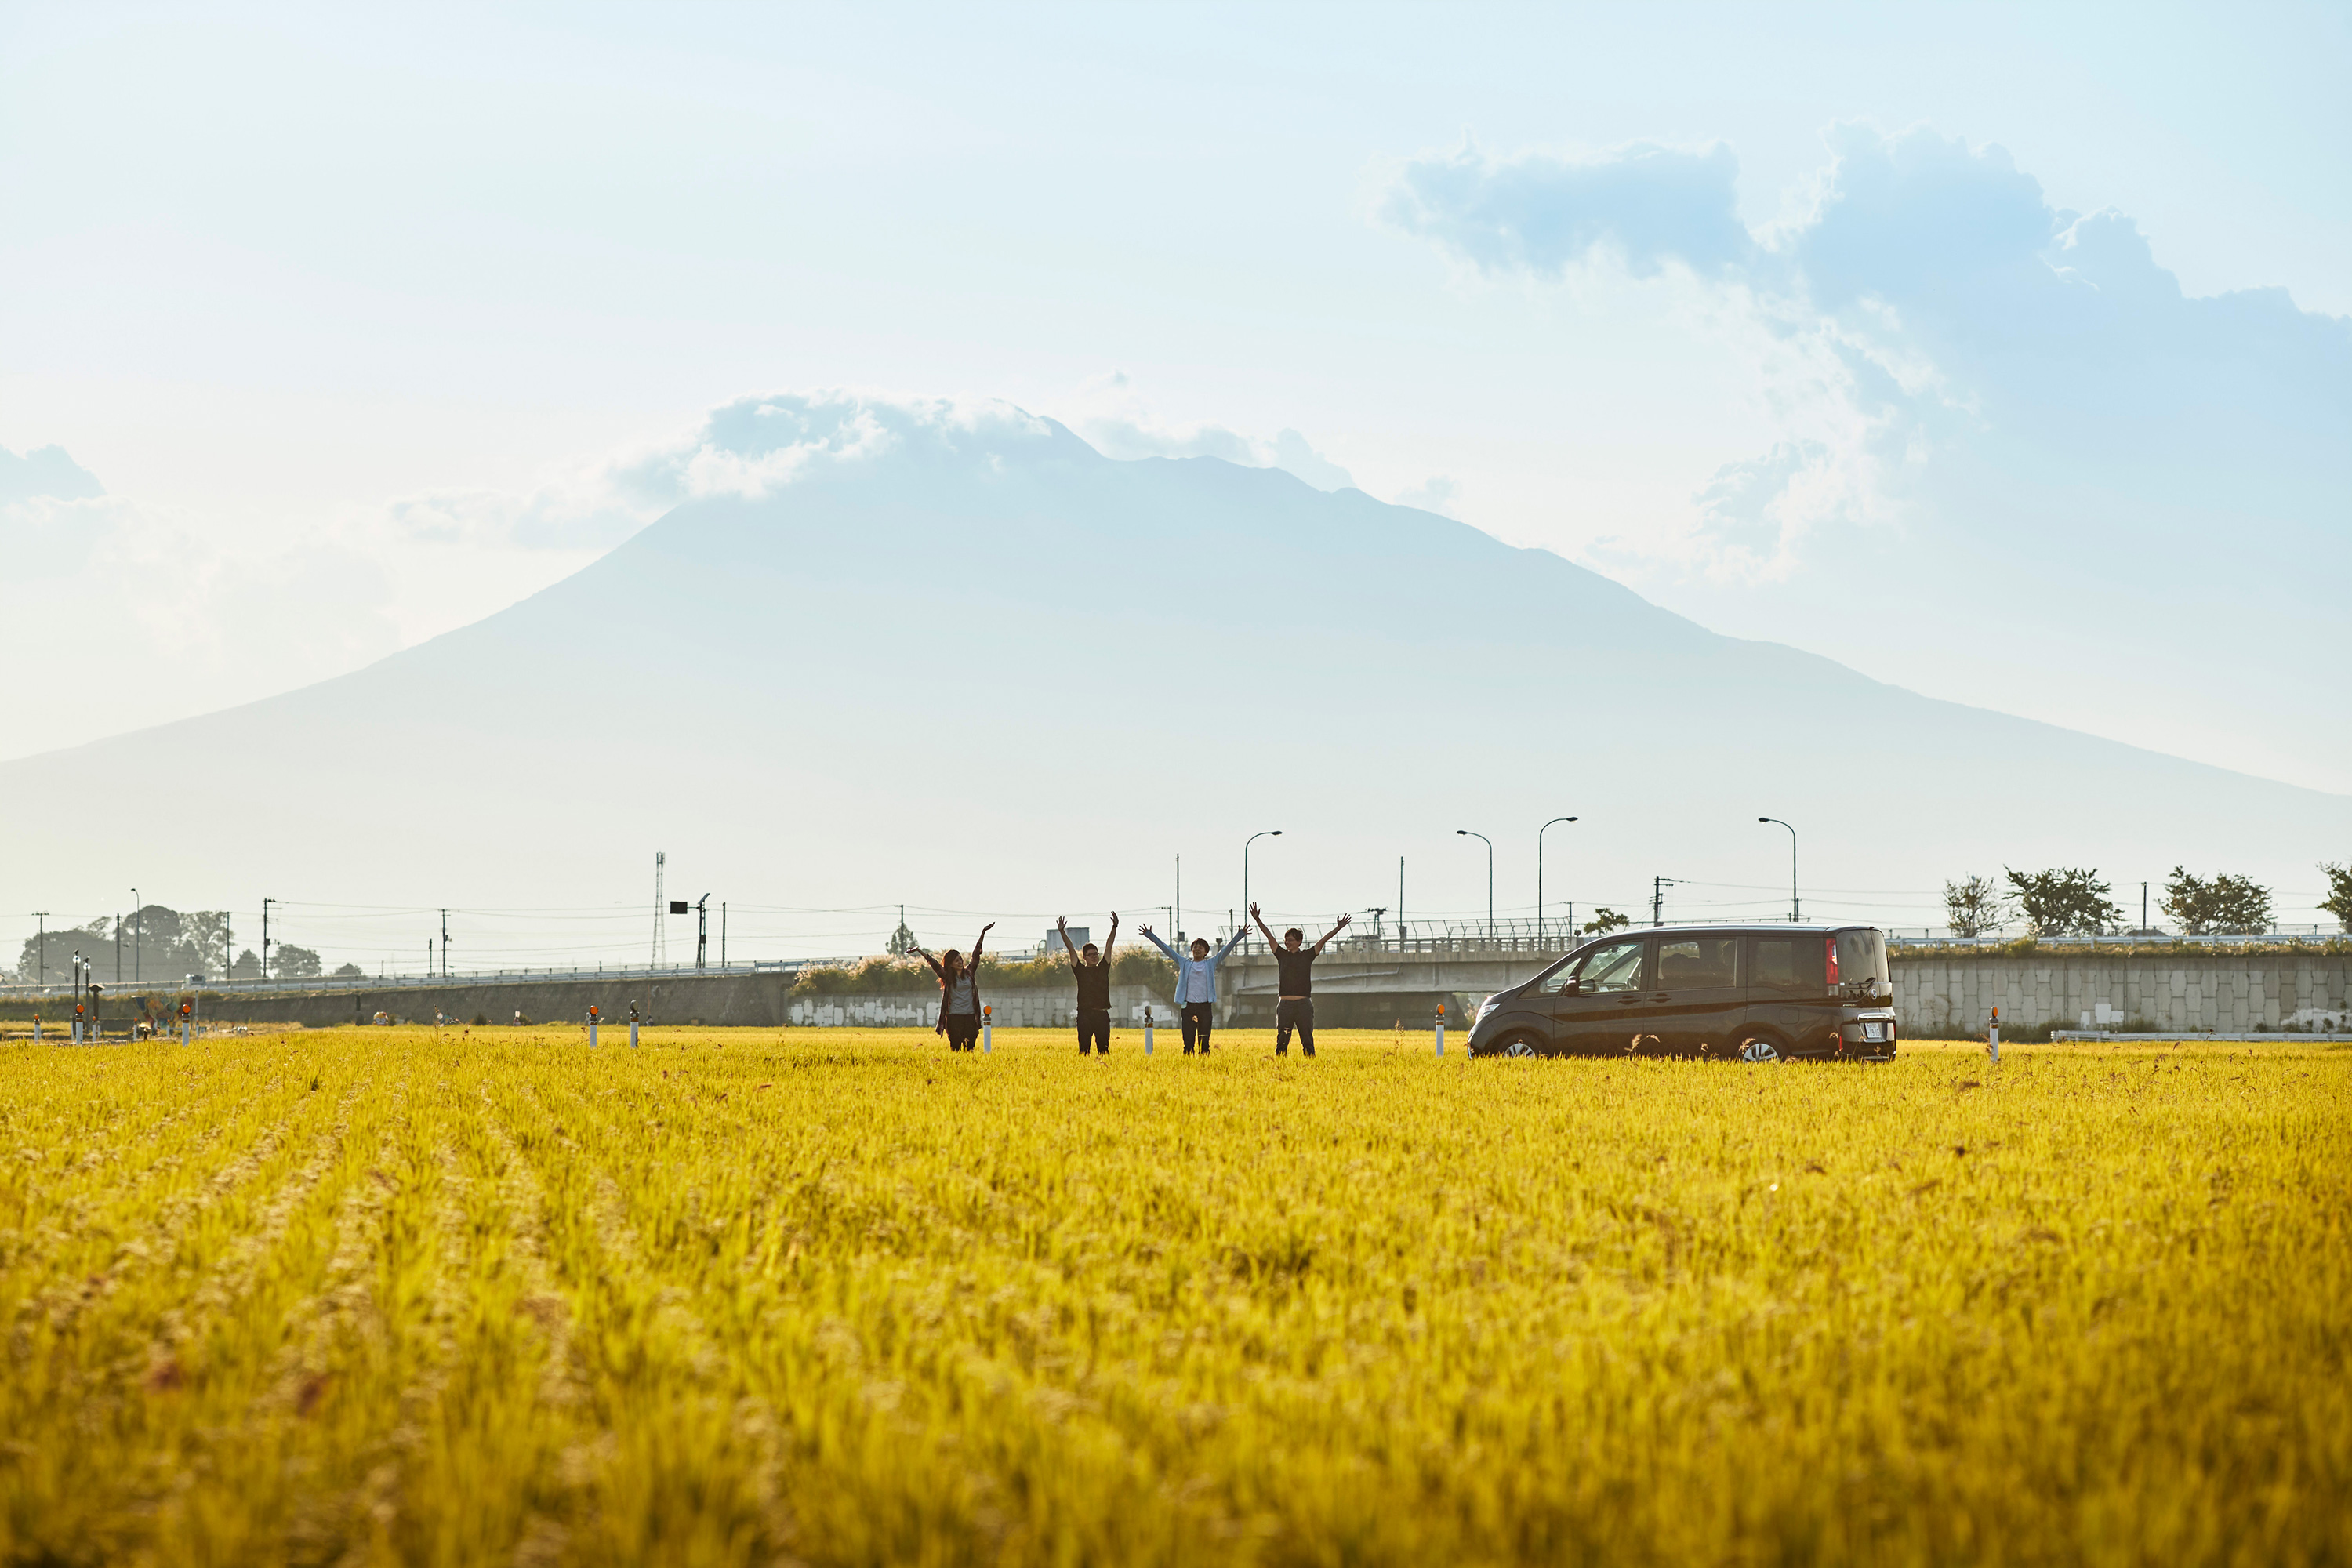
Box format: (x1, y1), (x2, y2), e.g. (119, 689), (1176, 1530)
(1436, 1002), (1446, 1057)
(630, 1021), (640, 1050)
(31, 1018), (39, 1044)
(1145, 1007), (1154, 1054)
(72, 1019), (81, 1046)
(1989, 1006), (2001, 1065)
(181, 1016), (190, 1048)
(588, 1012), (599, 1049)
(982, 1004), (993, 1054)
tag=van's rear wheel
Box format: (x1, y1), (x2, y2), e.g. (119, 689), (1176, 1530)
(1737, 1033), (1785, 1064)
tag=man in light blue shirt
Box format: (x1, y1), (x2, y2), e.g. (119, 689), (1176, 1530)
(1139, 922), (1246, 1054)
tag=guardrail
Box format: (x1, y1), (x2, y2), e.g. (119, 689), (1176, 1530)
(0, 957), (822, 1000)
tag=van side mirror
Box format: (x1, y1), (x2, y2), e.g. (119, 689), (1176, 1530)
(1559, 978), (1581, 996)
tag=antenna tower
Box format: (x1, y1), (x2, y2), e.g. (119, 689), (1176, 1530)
(653, 851), (666, 967)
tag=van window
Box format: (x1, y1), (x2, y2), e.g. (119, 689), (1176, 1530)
(1748, 935), (1825, 996)
(1573, 938), (1648, 995)
(1835, 928), (1889, 998)
(1657, 937), (1737, 991)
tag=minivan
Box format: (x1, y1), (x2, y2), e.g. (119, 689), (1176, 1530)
(1465, 924), (1896, 1062)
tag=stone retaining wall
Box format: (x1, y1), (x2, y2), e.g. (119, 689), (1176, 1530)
(1892, 953), (2352, 1034)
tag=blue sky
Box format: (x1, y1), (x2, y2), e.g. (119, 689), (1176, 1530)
(3, 1), (2347, 782)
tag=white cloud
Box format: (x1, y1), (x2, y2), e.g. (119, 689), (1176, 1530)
(1060, 372), (1356, 491)
(1385, 122), (2351, 593)
(0, 442), (104, 505)
(1392, 474), (1461, 517)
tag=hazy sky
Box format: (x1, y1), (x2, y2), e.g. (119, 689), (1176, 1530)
(5, 3), (2348, 782)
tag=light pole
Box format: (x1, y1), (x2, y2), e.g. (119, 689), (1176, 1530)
(1537, 817), (1577, 949)
(262, 898), (276, 980)
(1758, 818), (1798, 921)
(1457, 829), (1494, 939)
(130, 888), (140, 984)
(33, 913), (47, 985)
(1243, 830), (1282, 946)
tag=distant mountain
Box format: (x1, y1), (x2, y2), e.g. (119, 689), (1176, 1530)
(5, 395), (2343, 957)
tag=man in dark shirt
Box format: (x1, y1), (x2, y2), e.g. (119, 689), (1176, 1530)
(1249, 902), (1348, 1057)
(1057, 913), (1117, 1055)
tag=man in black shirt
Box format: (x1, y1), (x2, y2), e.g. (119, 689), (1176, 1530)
(1249, 902), (1348, 1057)
(1057, 913), (1117, 1054)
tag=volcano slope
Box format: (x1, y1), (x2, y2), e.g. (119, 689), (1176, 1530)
(2, 394), (2343, 934)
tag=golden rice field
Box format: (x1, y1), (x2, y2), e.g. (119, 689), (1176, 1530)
(1, 1025), (2345, 1566)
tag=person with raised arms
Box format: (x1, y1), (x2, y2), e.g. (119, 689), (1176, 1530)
(913, 924), (993, 1051)
(1138, 920), (1246, 1054)
(1250, 902), (1348, 1058)
(1057, 913), (1118, 1056)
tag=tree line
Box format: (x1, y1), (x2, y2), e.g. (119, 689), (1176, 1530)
(1941, 863), (2352, 938)
(9, 906), (364, 985)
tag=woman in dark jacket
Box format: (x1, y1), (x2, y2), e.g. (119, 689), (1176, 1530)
(915, 924), (993, 1050)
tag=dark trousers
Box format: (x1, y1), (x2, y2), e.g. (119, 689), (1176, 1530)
(1181, 1002), (1214, 1053)
(1276, 997), (1316, 1055)
(944, 1015), (980, 1051)
(1077, 1007), (1110, 1054)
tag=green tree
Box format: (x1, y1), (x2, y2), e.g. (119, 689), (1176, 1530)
(2004, 868), (2123, 937)
(1581, 909), (1630, 935)
(274, 943), (325, 979)
(1942, 875), (2009, 937)
(2161, 868), (2273, 935)
(885, 913), (918, 956)
(2320, 862), (2352, 929)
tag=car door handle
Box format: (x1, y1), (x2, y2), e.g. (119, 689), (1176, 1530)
(1613, 996), (1640, 1005)
(1646, 993), (1669, 1002)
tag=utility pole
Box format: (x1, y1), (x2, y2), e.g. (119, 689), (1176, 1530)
(115, 914), (122, 983)
(32, 913), (46, 985)
(1398, 857), (1405, 946)
(695, 895), (710, 971)
(721, 902), (727, 967)
(262, 898), (275, 980)
(1653, 877), (1677, 927)
(440, 909), (450, 978)
(131, 887), (140, 983)
(1175, 854), (1182, 943)
(653, 851), (666, 967)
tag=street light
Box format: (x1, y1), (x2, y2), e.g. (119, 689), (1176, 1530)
(1243, 830), (1283, 946)
(1759, 818), (1798, 921)
(1537, 817), (1578, 949)
(1456, 829), (1494, 939)
(130, 887), (140, 984)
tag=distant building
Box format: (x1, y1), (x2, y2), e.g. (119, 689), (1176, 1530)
(1042, 926), (1089, 956)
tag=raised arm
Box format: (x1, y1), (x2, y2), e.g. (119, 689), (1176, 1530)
(1213, 925), (1247, 964)
(1311, 913), (1352, 955)
(1057, 916), (1079, 963)
(1250, 901), (1278, 949)
(1139, 924), (1178, 960)
(1102, 913), (1118, 961)
(971, 922), (994, 964)
(912, 948), (945, 981)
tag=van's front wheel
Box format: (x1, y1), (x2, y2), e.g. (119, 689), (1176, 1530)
(1736, 1033), (1785, 1064)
